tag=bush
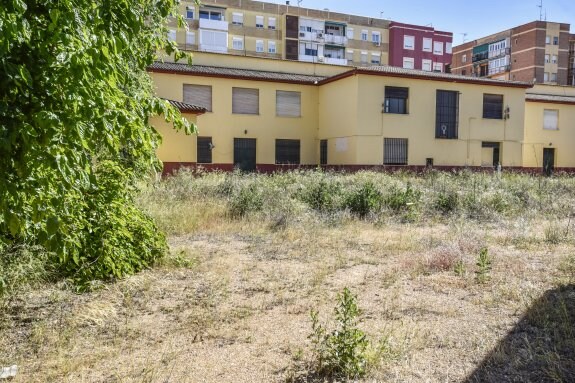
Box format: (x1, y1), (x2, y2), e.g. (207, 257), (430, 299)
(229, 183), (263, 218)
(385, 184), (421, 212)
(309, 288), (370, 379)
(301, 179), (342, 212)
(434, 190), (459, 214)
(344, 182), (383, 218)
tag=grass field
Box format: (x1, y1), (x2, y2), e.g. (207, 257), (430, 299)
(1, 170), (575, 382)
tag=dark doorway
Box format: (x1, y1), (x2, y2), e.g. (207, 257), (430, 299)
(234, 138), (256, 172)
(482, 142), (501, 167)
(320, 140), (327, 165)
(543, 148), (555, 176)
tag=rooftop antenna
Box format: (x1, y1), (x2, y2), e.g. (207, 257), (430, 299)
(380, 11), (384, 19)
(537, 0), (543, 21)
(460, 32), (468, 44)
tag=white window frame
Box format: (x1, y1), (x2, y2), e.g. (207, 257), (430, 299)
(372, 31), (381, 44)
(552, 55), (558, 64)
(256, 15), (264, 29)
(422, 59), (432, 71)
(433, 62), (443, 72)
(361, 30), (368, 41)
(186, 31), (195, 45)
(360, 51), (368, 63)
(423, 38), (432, 52)
(371, 52), (381, 64)
(346, 49), (354, 61)
(404, 35), (415, 50)
(232, 12), (244, 25)
(256, 39), (264, 53)
(543, 109), (559, 130)
(268, 17), (276, 30)
(346, 28), (354, 40)
(185, 7), (194, 20)
(433, 41), (443, 55)
(268, 40), (276, 54)
(232, 36), (244, 50)
(545, 54), (550, 63)
(445, 42), (452, 54)
(546, 35), (551, 44)
(403, 57), (414, 69)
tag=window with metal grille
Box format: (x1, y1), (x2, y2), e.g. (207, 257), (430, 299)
(197, 137), (212, 164)
(483, 94), (504, 119)
(232, 87), (259, 115)
(435, 90), (459, 139)
(275, 139), (300, 165)
(384, 87), (408, 114)
(320, 139), (327, 165)
(384, 138), (408, 165)
(276, 91), (301, 117)
(183, 84), (212, 112)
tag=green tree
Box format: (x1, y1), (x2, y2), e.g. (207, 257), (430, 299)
(0, 0), (197, 288)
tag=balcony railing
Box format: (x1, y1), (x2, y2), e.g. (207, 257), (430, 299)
(298, 31), (325, 42)
(324, 34), (348, 45)
(199, 18), (228, 31)
(488, 48), (511, 59)
(324, 57), (348, 65)
(488, 65), (510, 75)
(198, 44), (228, 53)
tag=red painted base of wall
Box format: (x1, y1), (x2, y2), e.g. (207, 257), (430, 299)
(161, 162), (575, 176)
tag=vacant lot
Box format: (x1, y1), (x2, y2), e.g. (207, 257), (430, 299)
(1, 170), (575, 382)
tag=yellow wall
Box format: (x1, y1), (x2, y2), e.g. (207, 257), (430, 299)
(151, 72), (319, 165)
(152, 114), (199, 162)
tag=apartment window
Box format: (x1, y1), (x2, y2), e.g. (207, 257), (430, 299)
(433, 41), (443, 55)
(384, 138), (408, 165)
(276, 91), (301, 117)
(372, 32), (381, 44)
(232, 36), (244, 50)
(462, 54), (467, 63)
(436, 90), (459, 139)
(301, 42), (319, 56)
(183, 84), (212, 112)
(433, 63), (443, 72)
(268, 17), (276, 29)
(320, 140), (328, 165)
(186, 7), (194, 20)
(232, 12), (243, 25)
(361, 51), (368, 63)
(232, 87), (259, 115)
(445, 42), (452, 54)
(268, 41), (276, 54)
(552, 55), (558, 64)
(422, 59), (432, 72)
(423, 38), (432, 52)
(462, 69), (467, 76)
(346, 28), (354, 39)
(483, 94), (504, 119)
(275, 139), (300, 165)
(553, 36), (559, 45)
(371, 53), (381, 64)
(186, 31), (195, 45)
(167, 29), (177, 42)
(199, 10), (222, 20)
(546, 35), (551, 44)
(404, 35), (415, 50)
(403, 57), (414, 69)
(544, 72), (550, 82)
(543, 109), (559, 130)
(256, 15), (264, 29)
(550, 72), (557, 82)
(346, 50), (353, 61)
(545, 54), (550, 63)
(361, 30), (368, 41)
(384, 86), (408, 114)
(197, 137), (212, 164)
(256, 40), (264, 53)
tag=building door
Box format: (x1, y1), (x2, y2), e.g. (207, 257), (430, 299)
(320, 140), (328, 165)
(481, 142), (500, 167)
(543, 148), (555, 176)
(234, 138), (257, 172)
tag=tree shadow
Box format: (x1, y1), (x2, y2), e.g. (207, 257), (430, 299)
(465, 284), (575, 382)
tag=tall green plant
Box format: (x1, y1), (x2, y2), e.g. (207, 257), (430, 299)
(0, 0), (197, 288)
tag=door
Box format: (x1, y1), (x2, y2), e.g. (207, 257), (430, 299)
(543, 148), (555, 176)
(234, 138), (256, 172)
(481, 142), (500, 167)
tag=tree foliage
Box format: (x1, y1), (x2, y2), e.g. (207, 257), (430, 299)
(0, 0), (197, 288)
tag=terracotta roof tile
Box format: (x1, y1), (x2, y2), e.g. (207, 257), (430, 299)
(162, 98), (206, 114)
(526, 93), (575, 104)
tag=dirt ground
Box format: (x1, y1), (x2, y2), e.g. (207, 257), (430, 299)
(1, 218), (573, 382)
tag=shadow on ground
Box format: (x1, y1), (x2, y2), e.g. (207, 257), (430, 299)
(465, 284), (575, 382)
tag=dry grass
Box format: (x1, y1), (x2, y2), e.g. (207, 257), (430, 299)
(1, 171), (575, 382)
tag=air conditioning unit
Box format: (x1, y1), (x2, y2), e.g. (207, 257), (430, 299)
(373, 41), (381, 47)
(317, 33), (324, 39)
(317, 56), (324, 62)
(299, 32), (306, 38)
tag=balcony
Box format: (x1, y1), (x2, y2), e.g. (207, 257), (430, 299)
(488, 65), (510, 76)
(324, 57), (348, 65)
(199, 44), (228, 53)
(488, 48), (511, 59)
(199, 18), (228, 31)
(298, 31), (325, 42)
(324, 34), (348, 45)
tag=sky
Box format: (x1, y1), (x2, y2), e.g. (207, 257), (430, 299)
(269, 0), (575, 46)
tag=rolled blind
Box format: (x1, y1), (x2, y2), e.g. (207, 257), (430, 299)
(183, 84), (212, 112)
(276, 91), (301, 117)
(483, 94), (503, 119)
(543, 109), (558, 130)
(385, 86), (408, 99)
(232, 87), (259, 115)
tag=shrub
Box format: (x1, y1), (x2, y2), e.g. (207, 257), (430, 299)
(475, 247), (492, 284)
(544, 222), (564, 244)
(344, 182), (383, 218)
(434, 190), (459, 214)
(301, 179), (342, 213)
(385, 184), (421, 212)
(229, 183), (263, 218)
(309, 288), (370, 379)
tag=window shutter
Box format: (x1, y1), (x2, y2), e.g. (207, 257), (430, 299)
(385, 87), (408, 99)
(232, 87), (259, 115)
(543, 110), (558, 130)
(276, 91), (301, 117)
(183, 84), (212, 112)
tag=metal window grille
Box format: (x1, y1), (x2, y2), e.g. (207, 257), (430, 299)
(197, 137), (212, 164)
(483, 94), (503, 119)
(275, 139), (300, 165)
(435, 90), (459, 139)
(320, 140), (328, 165)
(384, 138), (408, 165)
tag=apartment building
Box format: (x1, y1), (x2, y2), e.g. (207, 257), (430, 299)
(388, 22), (453, 73)
(451, 21), (571, 85)
(149, 55), (535, 173)
(569, 34), (575, 86)
(165, 0), (452, 72)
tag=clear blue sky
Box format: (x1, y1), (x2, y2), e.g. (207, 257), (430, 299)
(273, 0), (574, 46)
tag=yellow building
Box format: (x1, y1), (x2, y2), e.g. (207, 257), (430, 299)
(524, 85), (575, 174)
(149, 56), (539, 172)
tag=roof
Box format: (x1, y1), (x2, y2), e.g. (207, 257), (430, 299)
(324, 66), (533, 88)
(526, 93), (575, 105)
(149, 62), (326, 85)
(163, 98), (206, 114)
